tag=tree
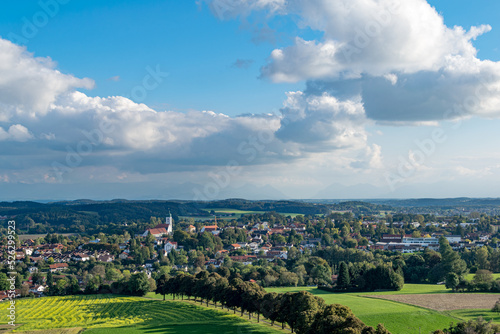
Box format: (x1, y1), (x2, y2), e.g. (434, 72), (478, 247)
(105, 268), (123, 282)
(362, 265), (404, 291)
(31, 272), (44, 285)
(438, 317), (500, 334)
(211, 275), (228, 307)
(14, 274), (22, 289)
(445, 272), (459, 292)
(194, 271), (210, 304)
(20, 282), (30, 297)
(180, 275), (196, 300)
(411, 230), (422, 238)
(91, 265), (106, 280)
(55, 278), (68, 296)
(0, 273), (10, 290)
(155, 273), (170, 301)
(473, 269), (494, 291)
(46, 270), (54, 287)
(225, 283), (243, 315)
(279, 291), (325, 334)
(260, 292), (281, 326)
(308, 303), (374, 334)
(492, 299), (500, 314)
(128, 272), (150, 296)
(84, 276), (100, 294)
(337, 261), (351, 290)
(68, 277), (81, 295)
(430, 237), (467, 282)
(374, 323), (392, 334)
(310, 265), (332, 286)
(241, 282), (265, 321)
(148, 277), (156, 292)
(475, 246), (490, 270)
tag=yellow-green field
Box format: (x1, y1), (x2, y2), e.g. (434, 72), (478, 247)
(0, 295), (282, 334)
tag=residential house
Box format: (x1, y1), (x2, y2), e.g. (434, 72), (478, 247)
(164, 241), (178, 254)
(200, 225), (220, 235)
(49, 263), (68, 273)
(96, 253), (115, 262)
(119, 252), (130, 260)
(29, 285), (46, 295)
(72, 253), (90, 261)
(229, 255), (257, 265)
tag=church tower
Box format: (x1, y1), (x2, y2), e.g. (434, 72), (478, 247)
(166, 211), (173, 234)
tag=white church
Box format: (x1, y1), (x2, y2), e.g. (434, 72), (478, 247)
(164, 213), (173, 234)
(141, 213), (173, 238)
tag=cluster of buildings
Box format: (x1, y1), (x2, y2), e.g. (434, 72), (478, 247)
(0, 213), (497, 300)
(372, 233), (491, 253)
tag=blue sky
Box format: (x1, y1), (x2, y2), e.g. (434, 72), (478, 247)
(0, 0), (304, 115)
(0, 0), (500, 200)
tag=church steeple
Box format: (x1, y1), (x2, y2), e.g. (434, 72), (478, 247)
(166, 211), (173, 234)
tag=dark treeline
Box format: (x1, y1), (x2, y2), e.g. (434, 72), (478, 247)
(155, 270), (391, 334)
(41, 270), (154, 297)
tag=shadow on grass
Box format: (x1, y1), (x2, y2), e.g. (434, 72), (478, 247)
(82, 298), (280, 334)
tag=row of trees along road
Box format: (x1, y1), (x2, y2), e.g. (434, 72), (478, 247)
(155, 270), (391, 334)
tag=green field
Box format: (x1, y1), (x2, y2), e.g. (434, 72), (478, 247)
(465, 272), (500, 280)
(266, 284), (499, 334)
(3, 287), (498, 334)
(0, 295), (282, 334)
(355, 283), (449, 295)
(205, 208), (304, 218)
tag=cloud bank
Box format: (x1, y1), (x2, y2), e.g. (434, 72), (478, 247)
(205, 0), (500, 123)
(0, 36), (372, 187)
(2, 0), (500, 199)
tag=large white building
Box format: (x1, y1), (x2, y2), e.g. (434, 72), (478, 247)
(402, 237), (439, 247)
(444, 235), (462, 243)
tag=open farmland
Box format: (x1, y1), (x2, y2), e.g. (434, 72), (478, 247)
(0, 295), (282, 334)
(267, 284), (500, 334)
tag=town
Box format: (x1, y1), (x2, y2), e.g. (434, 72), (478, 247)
(1, 200), (499, 300)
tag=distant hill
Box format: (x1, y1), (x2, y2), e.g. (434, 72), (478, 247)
(0, 200), (209, 235)
(2, 197), (500, 235)
(197, 199), (331, 215)
(367, 197), (500, 208)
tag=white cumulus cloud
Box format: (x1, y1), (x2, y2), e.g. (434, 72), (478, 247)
(0, 38), (94, 118)
(206, 0), (500, 124)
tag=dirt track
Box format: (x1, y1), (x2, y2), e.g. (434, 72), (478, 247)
(369, 294), (500, 311)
